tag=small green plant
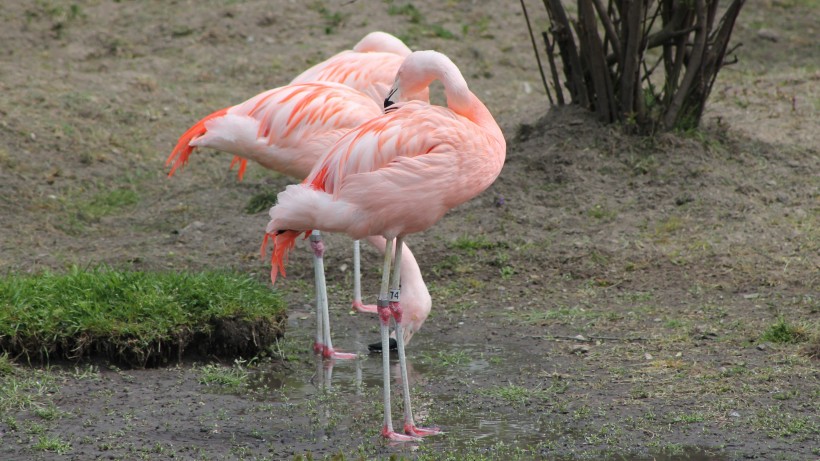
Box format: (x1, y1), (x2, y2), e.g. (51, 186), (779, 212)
(309, 2), (347, 34)
(0, 353), (13, 375)
(483, 384), (539, 405)
(387, 3), (423, 23)
(481, 382), (563, 406)
(450, 234), (497, 253)
(761, 318), (808, 344)
(587, 204), (617, 221)
(670, 411), (705, 424)
(419, 350), (471, 367)
(33, 435), (72, 454)
(245, 190), (279, 214)
(33, 405), (63, 421)
(199, 362), (250, 391)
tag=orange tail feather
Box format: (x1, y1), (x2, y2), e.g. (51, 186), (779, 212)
(166, 107), (230, 177)
(261, 230), (302, 284)
(229, 156), (248, 181)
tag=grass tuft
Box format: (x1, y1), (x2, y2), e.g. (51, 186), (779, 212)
(761, 317), (808, 344)
(198, 361), (250, 392)
(245, 190), (279, 214)
(0, 267), (286, 366)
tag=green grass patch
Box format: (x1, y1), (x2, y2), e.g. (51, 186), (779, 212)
(309, 2), (347, 34)
(450, 234), (499, 253)
(761, 317), (808, 344)
(418, 350), (471, 367)
(587, 204), (617, 221)
(387, 3), (423, 23)
(57, 188), (141, 235)
(33, 434), (72, 454)
(481, 379), (567, 406)
(245, 190), (278, 214)
(0, 267), (286, 366)
(198, 362), (250, 392)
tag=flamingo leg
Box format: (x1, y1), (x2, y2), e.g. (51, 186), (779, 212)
(351, 240), (378, 314)
(377, 238), (420, 442)
(312, 233), (325, 355)
(389, 237), (441, 438)
(311, 232), (357, 360)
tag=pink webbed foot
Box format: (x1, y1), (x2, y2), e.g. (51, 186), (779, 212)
(322, 346), (358, 360)
(314, 343), (358, 360)
(351, 300), (378, 314)
(381, 425), (421, 442)
(404, 424), (442, 437)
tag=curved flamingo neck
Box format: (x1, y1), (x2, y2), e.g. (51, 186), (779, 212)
(397, 51), (503, 143)
(363, 236), (425, 285)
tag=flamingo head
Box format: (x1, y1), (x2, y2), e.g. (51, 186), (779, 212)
(397, 281), (432, 346)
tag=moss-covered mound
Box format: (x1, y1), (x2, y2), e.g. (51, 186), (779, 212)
(0, 267), (286, 367)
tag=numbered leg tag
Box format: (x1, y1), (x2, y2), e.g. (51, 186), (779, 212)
(389, 289), (400, 302)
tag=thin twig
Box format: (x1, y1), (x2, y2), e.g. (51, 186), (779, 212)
(591, 0), (621, 64)
(543, 0), (589, 106)
(543, 31), (566, 105)
(664, 0), (708, 128)
(551, 334), (648, 342)
(520, 0), (555, 105)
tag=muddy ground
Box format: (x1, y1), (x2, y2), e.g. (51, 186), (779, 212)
(0, 0), (818, 460)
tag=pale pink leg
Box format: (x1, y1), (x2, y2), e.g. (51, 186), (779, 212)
(311, 232), (357, 360)
(389, 237), (441, 438)
(377, 238), (420, 442)
(312, 234), (324, 355)
(351, 239), (378, 314)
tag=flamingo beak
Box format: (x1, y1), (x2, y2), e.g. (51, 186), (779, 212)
(384, 87), (399, 109)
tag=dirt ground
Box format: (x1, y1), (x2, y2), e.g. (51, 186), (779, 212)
(0, 0), (818, 460)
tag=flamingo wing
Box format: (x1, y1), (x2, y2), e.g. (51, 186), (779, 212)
(290, 51), (406, 105)
(307, 101), (456, 193)
(298, 101), (503, 238)
(170, 82), (380, 180)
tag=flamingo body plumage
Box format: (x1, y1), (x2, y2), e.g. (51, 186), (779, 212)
(167, 82), (380, 180)
(265, 50), (506, 441)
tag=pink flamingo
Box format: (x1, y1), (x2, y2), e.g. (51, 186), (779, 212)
(165, 32), (429, 359)
(264, 50), (506, 441)
(166, 31), (425, 180)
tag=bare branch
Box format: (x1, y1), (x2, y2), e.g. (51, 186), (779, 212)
(543, 0), (589, 106)
(578, 0), (616, 121)
(618, 0), (643, 120)
(543, 31), (567, 105)
(520, 0), (555, 105)
(591, 0), (622, 65)
(664, 0), (708, 128)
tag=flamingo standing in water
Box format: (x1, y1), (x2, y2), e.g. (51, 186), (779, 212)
(265, 50), (506, 440)
(166, 32), (429, 359)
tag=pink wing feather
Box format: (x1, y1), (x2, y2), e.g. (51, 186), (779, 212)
(290, 51), (407, 105)
(307, 101), (456, 194)
(167, 82), (380, 180)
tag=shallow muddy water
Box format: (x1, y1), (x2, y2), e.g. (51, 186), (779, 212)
(245, 312), (733, 460)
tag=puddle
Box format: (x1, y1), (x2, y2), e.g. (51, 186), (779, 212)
(248, 312), (732, 460)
